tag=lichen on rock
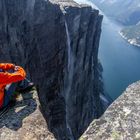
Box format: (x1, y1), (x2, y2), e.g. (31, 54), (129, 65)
(80, 81), (140, 140)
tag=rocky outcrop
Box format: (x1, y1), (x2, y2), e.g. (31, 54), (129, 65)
(80, 81), (140, 140)
(0, 0), (103, 139)
(0, 88), (55, 140)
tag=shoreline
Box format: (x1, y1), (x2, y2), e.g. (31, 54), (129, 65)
(119, 31), (140, 47)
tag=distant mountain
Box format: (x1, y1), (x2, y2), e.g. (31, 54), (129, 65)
(91, 0), (140, 25)
(91, 0), (140, 47)
(120, 24), (140, 47)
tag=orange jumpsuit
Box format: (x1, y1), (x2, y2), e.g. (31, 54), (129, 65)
(0, 63), (26, 108)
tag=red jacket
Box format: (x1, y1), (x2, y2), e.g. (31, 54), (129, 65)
(0, 63), (26, 108)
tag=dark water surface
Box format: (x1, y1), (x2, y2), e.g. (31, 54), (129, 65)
(74, 0), (140, 100)
(99, 16), (140, 100)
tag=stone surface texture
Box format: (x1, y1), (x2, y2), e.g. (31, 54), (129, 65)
(0, 0), (103, 139)
(0, 88), (55, 140)
(80, 81), (140, 140)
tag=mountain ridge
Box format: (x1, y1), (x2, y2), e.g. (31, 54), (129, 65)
(91, 0), (140, 25)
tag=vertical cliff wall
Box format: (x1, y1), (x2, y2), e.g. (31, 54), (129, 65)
(0, 0), (103, 139)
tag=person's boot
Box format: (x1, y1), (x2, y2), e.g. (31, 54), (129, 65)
(16, 80), (34, 92)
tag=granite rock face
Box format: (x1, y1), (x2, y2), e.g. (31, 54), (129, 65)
(0, 0), (103, 139)
(80, 81), (140, 140)
(0, 88), (55, 140)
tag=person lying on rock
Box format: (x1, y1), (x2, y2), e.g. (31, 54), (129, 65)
(0, 63), (34, 109)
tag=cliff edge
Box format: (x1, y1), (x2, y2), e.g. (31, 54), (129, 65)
(0, 0), (104, 139)
(0, 88), (55, 140)
(80, 81), (140, 140)
(0, 1), (139, 140)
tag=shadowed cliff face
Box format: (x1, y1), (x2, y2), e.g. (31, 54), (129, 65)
(0, 0), (103, 139)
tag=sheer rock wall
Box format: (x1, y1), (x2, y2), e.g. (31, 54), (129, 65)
(0, 0), (103, 139)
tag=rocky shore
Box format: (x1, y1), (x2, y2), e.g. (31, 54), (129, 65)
(119, 29), (140, 47)
(0, 0), (104, 139)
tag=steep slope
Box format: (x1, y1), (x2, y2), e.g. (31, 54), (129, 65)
(0, 0), (104, 139)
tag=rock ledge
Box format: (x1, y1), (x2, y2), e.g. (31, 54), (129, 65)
(80, 81), (140, 140)
(0, 88), (55, 140)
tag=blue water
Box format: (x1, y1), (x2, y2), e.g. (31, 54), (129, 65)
(99, 16), (140, 100)
(74, 0), (140, 100)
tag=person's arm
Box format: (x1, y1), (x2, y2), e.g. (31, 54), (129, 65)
(0, 66), (26, 85)
(0, 63), (15, 71)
